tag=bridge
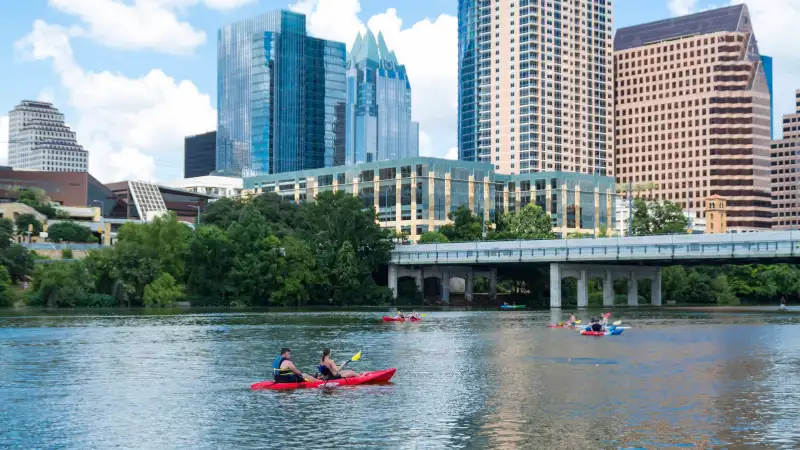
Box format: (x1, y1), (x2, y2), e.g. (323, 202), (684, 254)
(388, 231), (800, 308)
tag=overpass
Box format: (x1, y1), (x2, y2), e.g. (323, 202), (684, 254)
(389, 231), (800, 308)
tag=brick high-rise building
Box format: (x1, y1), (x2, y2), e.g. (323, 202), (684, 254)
(457, 0), (614, 176)
(614, 4), (773, 231)
(771, 90), (800, 229)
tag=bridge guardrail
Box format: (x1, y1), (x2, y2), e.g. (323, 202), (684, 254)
(390, 231), (800, 265)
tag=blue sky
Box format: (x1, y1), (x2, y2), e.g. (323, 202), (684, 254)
(0, 0), (794, 181)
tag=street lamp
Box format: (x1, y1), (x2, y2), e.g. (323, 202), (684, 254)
(190, 205), (201, 226)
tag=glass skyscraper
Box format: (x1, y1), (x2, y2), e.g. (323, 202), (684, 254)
(345, 30), (419, 165)
(458, 0), (613, 176)
(217, 10), (346, 176)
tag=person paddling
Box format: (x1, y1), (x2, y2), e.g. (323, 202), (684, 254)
(590, 317), (603, 332)
(567, 312), (576, 326)
(318, 348), (359, 380)
(397, 310), (406, 319)
(780, 296), (788, 311)
(273, 348), (317, 383)
(411, 310), (421, 319)
(601, 312), (612, 327)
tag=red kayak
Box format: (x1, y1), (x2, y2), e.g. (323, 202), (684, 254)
(251, 368), (396, 390)
(382, 316), (421, 322)
(547, 324), (574, 328)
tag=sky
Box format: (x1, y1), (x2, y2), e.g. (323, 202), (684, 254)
(0, 0), (798, 182)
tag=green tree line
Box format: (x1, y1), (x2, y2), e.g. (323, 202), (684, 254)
(23, 191), (394, 308)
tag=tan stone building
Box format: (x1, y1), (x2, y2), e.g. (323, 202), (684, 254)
(614, 4), (773, 231)
(457, 0), (614, 177)
(771, 90), (800, 229)
(705, 194), (727, 234)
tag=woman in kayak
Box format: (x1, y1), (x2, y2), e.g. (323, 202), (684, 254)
(567, 312), (576, 326)
(319, 348), (359, 379)
(411, 310), (421, 319)
(601, 312), (611, 327)
(273, 348), (318, 383)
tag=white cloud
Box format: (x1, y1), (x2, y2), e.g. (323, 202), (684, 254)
(668, 0), (698, 16)
(294, 1), (457, 159)
(37, 88), (55, 103)
(16, 20), (217, 182)
(444, 147), (457, 160)
(47, 0), (255, 54)
(0, 116), (8, 166)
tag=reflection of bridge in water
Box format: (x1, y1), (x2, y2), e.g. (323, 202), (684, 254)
(389, 231), (800, 308)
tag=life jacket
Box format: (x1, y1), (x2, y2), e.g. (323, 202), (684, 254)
(273, 356), (293, 379)
(318, 359), (340, 379)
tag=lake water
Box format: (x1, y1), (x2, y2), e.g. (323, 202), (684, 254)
(2, 309), (800, 449)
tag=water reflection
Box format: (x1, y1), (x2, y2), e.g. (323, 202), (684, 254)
(1, 310), (800, 448)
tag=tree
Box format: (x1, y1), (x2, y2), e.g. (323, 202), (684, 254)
(48, 222), (96, 243)
(15, 214), (42, 236)
(495, 204), (554, 240)
(201, 197), (242, 231)
(630, 198), (688, 236)
(28, 262), (94, 307)
(185, 225), (236, 306)
(418, 231), (449, 244)
(439, 205), (483, 241)
(711, 275), (739, 305)
(143, 273), (185, 307)
(17, 188), (57, 218)
(0, 266), (14, 307)
(1, 245), (34, 283)
(116, 212), (192, 281)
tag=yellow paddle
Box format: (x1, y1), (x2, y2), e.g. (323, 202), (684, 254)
(322, 351), (362, 388)
(612, 320), (622, 326)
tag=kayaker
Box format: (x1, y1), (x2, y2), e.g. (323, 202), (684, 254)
(273, 348), (317, 383)
(601, 312), (611, 327)
(567, 312), (576, 326)
(590, 317), (603, 332)
(319, 348), (358, 379)
(398, 310), (406, 319)
(411, 310), (421, 319)
(780, 296), (787, 311)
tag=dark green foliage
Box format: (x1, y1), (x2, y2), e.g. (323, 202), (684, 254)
(144, 273), (184, 307)
(2, 245), (34, 283)
(418, 231), (449, 244)
(61, 247), (73, 259)
(48, 221), (96, 243)
(0, 266), (14, 307)
(630, 198), (688, 236)
(28, 262), (94, 307)
(15, 214), (42, 236)
(494, 204), (554, 240)
(439, 205), (483, 241)
(17, 188), (57, 218)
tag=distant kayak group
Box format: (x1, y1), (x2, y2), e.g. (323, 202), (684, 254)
(550, 312), (626, 337)
(382, 310), (423, 322)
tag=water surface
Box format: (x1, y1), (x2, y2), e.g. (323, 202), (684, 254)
(2, 309), (799, 449)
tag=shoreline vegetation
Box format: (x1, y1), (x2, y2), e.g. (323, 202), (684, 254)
(0, 193), (797, 309)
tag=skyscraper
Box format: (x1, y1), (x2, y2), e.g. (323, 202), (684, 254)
(771, 90), (800, 229)
(614, 4), (773, 231)
(184, 131), (216, 178)
(217, 10), (347, 176)
(8, 100), (88, 172)
(345, 30), (419, 164)
(457, 0), (614, 176)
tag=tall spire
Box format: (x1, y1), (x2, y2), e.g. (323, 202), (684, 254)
(377, 32), (397, 64)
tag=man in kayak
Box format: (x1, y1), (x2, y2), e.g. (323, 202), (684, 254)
(397, 310), (406, 319)
(590, 317), (603, 332)
(273, 348), (317, 383)
(780, 296), (788, 311)
(319, 348), (359, 379)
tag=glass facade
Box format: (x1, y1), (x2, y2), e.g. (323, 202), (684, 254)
(244, 157), (616, 240)
(184, 131), (216, 178)
(217, 10), (346, 176)
(345, 31), (419, 165)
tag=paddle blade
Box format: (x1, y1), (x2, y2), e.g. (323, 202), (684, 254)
(351, 351), (362, 362)
(575, 320), (582, 324)
(613, 320), (622, 326)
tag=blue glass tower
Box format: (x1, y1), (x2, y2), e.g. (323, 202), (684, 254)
(217, 11), (346, 176)
(345, 30), (418, 165)
(761, 54), (774, 139)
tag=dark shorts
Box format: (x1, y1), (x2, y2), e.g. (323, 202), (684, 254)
(274, 373), (305, 383)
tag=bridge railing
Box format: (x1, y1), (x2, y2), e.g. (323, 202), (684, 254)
(391, 231), (800, 264)
(21, 243), (104, 251)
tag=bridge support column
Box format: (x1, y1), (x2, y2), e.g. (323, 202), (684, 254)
(489, 268), (497, 300)
(577, 269), (588, 308)
(441, 270), (450, 304)
(603, 270), (614, 307)
(388, 264), (398, 299)
(414, 269), (423, 297)
(550, 263), (562, 308)
(628, 271), (638, 307)
(465, 270), (474, 302)
(652, 268), (662, 306)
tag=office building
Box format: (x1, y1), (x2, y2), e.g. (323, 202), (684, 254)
(162, 175), (243, 198)
(244, 157), (616, 241)
(770, 90), (800, 229)
(105, 181), (217, 223)
(8, 101), (88, 172)
(457, 0), (613, 176)
(761, 55), (774, 139)
(0, 167), (114, 215)
(216, 10), (347, 176)
(185, 131), (217, 178)
(614, 4), (773, 231)
(345, 30), (419, 165)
